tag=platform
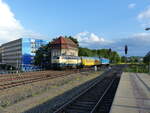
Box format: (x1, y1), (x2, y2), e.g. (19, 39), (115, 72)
(110, 72), (150, 113)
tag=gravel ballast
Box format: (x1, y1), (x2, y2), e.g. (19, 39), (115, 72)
(0, 71), (104, 113)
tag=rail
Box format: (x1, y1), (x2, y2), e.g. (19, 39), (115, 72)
(53, 69), (121, 113)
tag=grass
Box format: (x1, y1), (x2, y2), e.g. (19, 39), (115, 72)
(124, 64), (149, 73)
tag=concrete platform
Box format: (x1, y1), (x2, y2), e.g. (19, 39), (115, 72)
(110, 73), (150, 113)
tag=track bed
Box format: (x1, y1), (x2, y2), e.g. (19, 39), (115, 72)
(54, 69), (122, 113)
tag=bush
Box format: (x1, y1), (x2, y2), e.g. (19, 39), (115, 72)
(124, 64), (149, 73)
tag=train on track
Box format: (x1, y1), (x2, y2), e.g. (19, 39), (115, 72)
(52, 55), (110, 69)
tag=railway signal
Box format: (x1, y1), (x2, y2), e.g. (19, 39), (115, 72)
(125, 45), (128, 55)
(108, 48), (112, 55)
(145, 28), (150, 31)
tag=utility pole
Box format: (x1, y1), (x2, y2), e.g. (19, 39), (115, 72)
(108, 48), (111, 63)
(145, 28), (150, 74)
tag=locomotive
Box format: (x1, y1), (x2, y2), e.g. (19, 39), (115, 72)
(52, 55), (110, 69)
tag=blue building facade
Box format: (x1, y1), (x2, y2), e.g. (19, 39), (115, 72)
(21, 38), (49, 71)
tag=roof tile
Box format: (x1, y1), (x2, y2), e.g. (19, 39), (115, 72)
(51, 36), (77, 49)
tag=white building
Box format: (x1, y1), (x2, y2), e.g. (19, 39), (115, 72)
(1, 38), (48, 71)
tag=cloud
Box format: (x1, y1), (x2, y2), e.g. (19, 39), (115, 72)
(137, 6), (150, 27)
(0, 0), (47, 45)
(74, 32), (150, 56)
(128, 3), (136, 9)
(74, 32), (113, 49)
(0, 0), (24, 44)
(138, 7), (150, 20)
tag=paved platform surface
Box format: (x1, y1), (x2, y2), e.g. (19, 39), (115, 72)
(110, 73), (150, 113)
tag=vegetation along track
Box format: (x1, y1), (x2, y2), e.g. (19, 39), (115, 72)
(53, 69), (122, 113)
(0, 68), (94, 90)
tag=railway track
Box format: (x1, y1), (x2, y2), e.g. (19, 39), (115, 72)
(53, 70), (121, 113)
(0, 71), (73, 83)
(0, 68), (95, 90)
(0, 71), (77, 90)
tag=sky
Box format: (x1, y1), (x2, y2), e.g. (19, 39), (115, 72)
(0, 0), (150, 56)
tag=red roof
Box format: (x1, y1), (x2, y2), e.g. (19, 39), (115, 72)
(51, 36), (77, 49)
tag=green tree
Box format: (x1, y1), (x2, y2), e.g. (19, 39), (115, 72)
(79, 47), (121, 64)
(34, 43), (51, 69)
(144, 53), (150, 64)
(129, 56), (139, 63)
(121, 56), (126, 63)
(65, 36), (79, 46)
(78, 47), (93, 56)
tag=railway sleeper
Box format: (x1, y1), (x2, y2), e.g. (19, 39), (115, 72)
(66, 105), (93, 111)
(53, 70), (122, 113)
(73, 101), (97, 105)
(69, 103), (95, 108)
(64, 108), (91, 113)
(92, 78), (120, 113)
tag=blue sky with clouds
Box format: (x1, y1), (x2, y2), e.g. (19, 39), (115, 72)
(1, 0), (150, 56)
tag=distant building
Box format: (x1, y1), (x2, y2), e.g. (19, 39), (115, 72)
(138, 57), (143, 62)
(1, 38), (48, 71)
(127, 56), (143, 63)
(50, 36), (78, 59)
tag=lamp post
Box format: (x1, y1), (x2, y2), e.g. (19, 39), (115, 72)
(17, 51), (21, 75)
(16, 51), (19, 73)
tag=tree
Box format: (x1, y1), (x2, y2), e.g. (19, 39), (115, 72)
(65, 36), (79, 47)
(110, 51), (121, 63)
(121, 56), (126, 63)
(34, 43), (51, 69)
(78, 47), (121, 64)
(144, 53), (150, 64)
(129, 56), (139, 63)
